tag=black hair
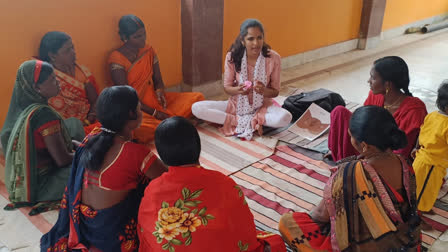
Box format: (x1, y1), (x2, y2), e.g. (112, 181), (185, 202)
(80, 86), (139, 171)
(155, 117), (201, 166)
(36, 62), (54, 85)
(373, 56), (412, 96)
(118, 14), (145, 41)
(39, 31), (71, 62)
(349, 106), (407, 151)
(437, 80), (448, 112)
(229, 19), (271, 73)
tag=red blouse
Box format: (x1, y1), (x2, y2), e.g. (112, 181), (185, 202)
(84, 142), (157, 191)
(364, 91), (427, 158)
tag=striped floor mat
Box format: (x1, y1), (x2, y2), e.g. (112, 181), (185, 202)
(0, 138), (446, 251)
(150, 123), (278, 175)
(233, 145), (448, 250)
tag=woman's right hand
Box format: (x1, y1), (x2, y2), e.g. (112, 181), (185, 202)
(154, 110), (170, 121)
(224, 85), (250, 96)
(238, 85), (251, 95)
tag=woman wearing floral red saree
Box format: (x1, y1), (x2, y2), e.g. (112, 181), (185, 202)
(279, 106), (421, 252)
(138, 117), (286, 252)
(39, 31), (101, 135)
(41, 86), (167, 252)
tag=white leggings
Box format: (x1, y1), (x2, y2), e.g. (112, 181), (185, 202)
(192, 100), (292, 128)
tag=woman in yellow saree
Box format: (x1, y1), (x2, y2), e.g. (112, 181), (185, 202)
(108, 15), (204, 144)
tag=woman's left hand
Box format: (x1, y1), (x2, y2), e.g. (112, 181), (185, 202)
(254, 81), (265, 95)
(87, 113), (96, 124)
(156, 88), (167, 110)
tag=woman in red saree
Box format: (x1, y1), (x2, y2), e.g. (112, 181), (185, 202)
(108, 15), (204, 144)
(41, 86), (167, 251)
(279, 106), (421, 251)
(328, 56), (427, 162)
(38, 31), (101, 134)
(138, 117), (286, 252)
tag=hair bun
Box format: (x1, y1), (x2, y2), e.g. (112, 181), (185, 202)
(389, 127), (407, 150)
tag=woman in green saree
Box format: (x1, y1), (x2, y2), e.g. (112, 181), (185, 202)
(1, 60), (84, 215)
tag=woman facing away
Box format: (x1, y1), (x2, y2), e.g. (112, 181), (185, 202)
(328, 56), (427, 162)
(1, 60), (84, 215)
(279, 106), (421, 252)
(137, 117), (286, 252)
(38, 31), (101, 134)
(41, 86), (167, 252)
(108, 14), (204, 144)
(192, 19), (292, 140)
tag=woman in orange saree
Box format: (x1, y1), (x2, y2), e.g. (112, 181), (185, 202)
(108, 15), (204, 144)
(39, 31), (101, 135)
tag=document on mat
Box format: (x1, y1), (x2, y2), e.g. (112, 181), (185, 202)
(288, 103), (330, 141)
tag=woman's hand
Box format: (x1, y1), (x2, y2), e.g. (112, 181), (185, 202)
(254, 81), (265, 95)
(154, 110), (170, 121)
(224, 85), (251, 96)
(411, 148), (418, 160)
(156, 88), (167, 110)
(87, 113), (96, 124)
(72, 140), (82, 151)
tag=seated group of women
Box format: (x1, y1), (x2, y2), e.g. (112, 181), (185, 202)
(38, 86), (287, 251)
(1, 15), (447, 251)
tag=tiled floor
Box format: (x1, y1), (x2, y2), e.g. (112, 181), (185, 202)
(275, 29), (448, 113)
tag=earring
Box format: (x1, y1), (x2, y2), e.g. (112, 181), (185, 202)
(362, 146), (367, 153)
(386, 87), (390, 95)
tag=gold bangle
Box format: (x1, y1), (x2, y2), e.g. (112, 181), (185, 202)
(152, 109), (157, 116)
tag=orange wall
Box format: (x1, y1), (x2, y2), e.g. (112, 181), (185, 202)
(223, 0), (363, 62)
(383, 0), (448, 30)
(0, 0), (181, 125)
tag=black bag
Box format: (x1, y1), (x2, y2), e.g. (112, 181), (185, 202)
(282, 88), (346, 121)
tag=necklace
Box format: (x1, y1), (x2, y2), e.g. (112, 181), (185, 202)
(117, 134), (132, 142)
(364, 151), (394, 163)
(123, 46), (138, 62)
(384, 96), (404, 110)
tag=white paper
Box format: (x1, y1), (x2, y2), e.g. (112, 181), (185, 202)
(287, 103), (330, 141)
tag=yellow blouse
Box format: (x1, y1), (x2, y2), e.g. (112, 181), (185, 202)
(416, 111), (448, 168)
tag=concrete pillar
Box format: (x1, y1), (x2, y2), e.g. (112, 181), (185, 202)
(358, 0), (387, 49)
(181, 0), (224, 97)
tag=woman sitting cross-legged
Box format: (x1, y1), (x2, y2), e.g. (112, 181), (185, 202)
(192, 19), (292, 140)
(279, 106), (421, 252)
(41, 86), (167, 251)
(138, 117), (286, 251)
(1, 60), (84, 215)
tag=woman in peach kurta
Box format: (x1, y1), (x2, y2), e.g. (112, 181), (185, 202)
(192, 19), (292, 140)
(108, 15), (204, 144)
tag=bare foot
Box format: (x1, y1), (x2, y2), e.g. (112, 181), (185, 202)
(255, 125), (263, 136)
(421, 219), (435, 231)
(188, 117), (203, 126)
